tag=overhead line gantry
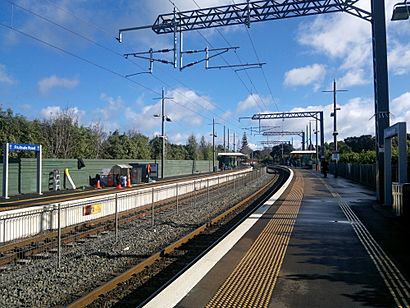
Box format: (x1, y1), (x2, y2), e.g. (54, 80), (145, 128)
(118, 0), (390, 203)
(252, 111), (324, 157)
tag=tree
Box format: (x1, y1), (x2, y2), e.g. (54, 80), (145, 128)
(41, 109), (79, 158)
(127, 130), (151, 159)
(168, 144), (189, 160)
(344, 135), (375, 152)
(270, 143), (294, 163)
(186, 134), (198, 160)
(254, 147), (273, 163)
(240, 132), (252, 156)
(102, 130), (129, 159)
(198, 136), (212, 160)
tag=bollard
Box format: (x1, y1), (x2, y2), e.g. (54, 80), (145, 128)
(193, 180), (196, 207)
(151, 188), (155, 227)
(207, 178), (210, 202)
(57, 203), (61, 269)
(115, 194), (119, 241)
(176, 183), (179, 215)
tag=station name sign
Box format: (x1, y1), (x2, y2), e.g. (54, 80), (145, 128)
(9, 143), (40, 152)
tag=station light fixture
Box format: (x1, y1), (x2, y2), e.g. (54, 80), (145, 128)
(392, 1), (410, 20)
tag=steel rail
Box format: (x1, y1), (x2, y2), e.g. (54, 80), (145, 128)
(69, 167), (289, 307)
(0, 174), (240, 267)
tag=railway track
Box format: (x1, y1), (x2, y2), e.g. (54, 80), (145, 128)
(0, 171), (247, 267)
(69, 166), (290, 307)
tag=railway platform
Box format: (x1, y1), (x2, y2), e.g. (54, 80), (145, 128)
(146, 168), (410, 307)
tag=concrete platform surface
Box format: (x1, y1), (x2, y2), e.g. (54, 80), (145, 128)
(172, 168), (410, 308)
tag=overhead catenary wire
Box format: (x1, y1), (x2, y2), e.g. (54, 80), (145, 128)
(2, 1), (244, 134)
(0, 22), (209, 135)
(189, 0), (267, 112)
(229, 0), (279, 111)
(42, 0), (244, 132)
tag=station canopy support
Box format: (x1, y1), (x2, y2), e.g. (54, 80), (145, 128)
(384, 122), (407, 206)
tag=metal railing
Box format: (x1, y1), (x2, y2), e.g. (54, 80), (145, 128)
(0, 168), (257, 244)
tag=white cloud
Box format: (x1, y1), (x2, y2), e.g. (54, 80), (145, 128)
(296, 10), (372, 86)
(40, 106), (84, 121)
(297, 14), (371, 63)
(388, 41), (410, 76)
(95, 88), (216, 134)
(391, 92), (410, 125)
(38, 75), (79, 94)
(337, 69), (369, 88)
(237, 94), (271, 113)
(41, 106), (62, 119)
(0, 64), (15, 85)
(283, 64), (326, 87)
(260, 97), (376, 149)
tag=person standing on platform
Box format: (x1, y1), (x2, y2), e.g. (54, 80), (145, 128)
(321, 159), (329, 178)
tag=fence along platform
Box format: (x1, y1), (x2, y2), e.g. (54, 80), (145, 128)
(0, 168), (254, 243)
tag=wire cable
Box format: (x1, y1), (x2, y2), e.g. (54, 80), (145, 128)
(3, 1), (243, 131)
(190, 0), (267, 112)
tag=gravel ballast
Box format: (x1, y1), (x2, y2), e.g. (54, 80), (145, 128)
(0, 171), (275, 307)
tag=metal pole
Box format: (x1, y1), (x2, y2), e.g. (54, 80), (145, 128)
(315, 118), (319, 168)
(193, 180), (196, 206)
(384, 135), (392, 206)
(151, 188), (155, 226)
(179, 31), (183, 70)
(2, 143), (9, 199)
(57, 203), (61, 269)
(371, 0), (390, 203)
(320, 112), (325, 159)
(302, 132), (305, 151)
(173, 7), (177, 68)
(176, 183), (179, 214)
(212, 117), (215, 172)
(37, 145), (42, 195)
(115, 193), (119, 240)
(223, 125), (226, 152)
(227, 128), (230, 152)
(207, 178), (209, 202)
(161, 88), (165, 179)
(306, 125), (309, 149)
(333, 80), (338, 178)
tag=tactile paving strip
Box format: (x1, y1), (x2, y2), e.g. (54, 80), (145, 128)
(206, 173), (304, 308)
(322, 181), (410, 308)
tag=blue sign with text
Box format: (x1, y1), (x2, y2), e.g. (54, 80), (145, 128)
(9, 143), (40, 152)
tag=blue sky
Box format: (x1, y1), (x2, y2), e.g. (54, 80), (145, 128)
(0, 0), (409, 150)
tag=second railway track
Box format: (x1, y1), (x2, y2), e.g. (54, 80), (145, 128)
(0, 167), (288, 307)
(70, 167), (289, 307)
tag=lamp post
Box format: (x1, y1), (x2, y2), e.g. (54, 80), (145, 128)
(323, 80), (347, 178)
(210, 118), (220, 172)
(154, 88), (172, 179)
(314, 119), (319, 168)
(212, 118), (216, 171)
(391, 1), (409, 20)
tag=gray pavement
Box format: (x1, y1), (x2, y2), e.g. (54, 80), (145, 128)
(270, 169), (399, 307)
(177, 168), (409, 307)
